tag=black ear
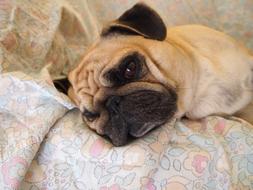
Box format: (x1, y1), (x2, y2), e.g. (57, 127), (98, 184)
(53, 78), (71, 95)
(101, 3), (167, 41)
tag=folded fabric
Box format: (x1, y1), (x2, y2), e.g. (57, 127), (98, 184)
(0, 70), (75, 189)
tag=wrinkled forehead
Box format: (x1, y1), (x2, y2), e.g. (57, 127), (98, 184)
(69, 36), (147, 86)
(85, 37), (145, 66)
(86, 36), (144, 62)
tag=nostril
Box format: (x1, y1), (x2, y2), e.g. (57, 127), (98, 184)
(106, 96), (121, 113)
(106, 96), (121, 107)
(83, 109), (100, 122)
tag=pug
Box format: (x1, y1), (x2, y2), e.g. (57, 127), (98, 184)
(55, 3), (253, 146)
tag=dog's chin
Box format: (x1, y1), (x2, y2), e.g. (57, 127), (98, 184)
(103, 116), (168, 146)
(103, 121), (166, 147)
(102, 89), (177, 146)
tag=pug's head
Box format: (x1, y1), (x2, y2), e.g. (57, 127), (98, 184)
(68, 3), (178, 146)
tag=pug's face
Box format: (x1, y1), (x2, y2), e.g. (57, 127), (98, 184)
(68, 3), (178, 146)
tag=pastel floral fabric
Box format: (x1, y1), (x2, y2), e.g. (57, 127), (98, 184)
(20, 113), (253, 190)
(1, 0), (253, 189)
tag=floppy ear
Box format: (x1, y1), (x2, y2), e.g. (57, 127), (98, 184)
(53, 78), (71, 95)
(101, 3), (167, 41)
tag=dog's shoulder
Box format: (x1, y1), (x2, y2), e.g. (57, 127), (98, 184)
(166, 25), (236, 47)
(166, 24), (253, 62)
(167, 24), (229, 38)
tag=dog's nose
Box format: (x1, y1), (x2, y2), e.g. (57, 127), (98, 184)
(82, 109), (100, 122)
(105, 95), (122, 114)
(105, 95), (129, 146)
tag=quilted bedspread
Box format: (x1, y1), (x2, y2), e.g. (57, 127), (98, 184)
(1, 0), (253, 189)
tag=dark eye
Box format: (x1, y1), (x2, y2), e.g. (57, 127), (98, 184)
(124, 61), (137, 79)
(105, 52), (145, 86)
